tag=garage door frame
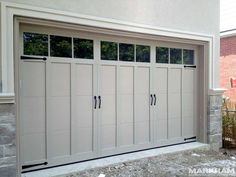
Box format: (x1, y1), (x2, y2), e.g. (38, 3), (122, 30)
(14, 17), (210, 174)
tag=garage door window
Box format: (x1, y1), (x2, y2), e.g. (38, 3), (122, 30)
(101, 41), (118, 61)
(136, 45), (150, 63)
(183, 49), (194, 65)
(23, 32), (48, 56)
(156, 47), (169, 64)
(74, 38), (93, 59)
(170, 48), (182, 64)
(50, 35), (72, 58)
(119, 43), (134, 62)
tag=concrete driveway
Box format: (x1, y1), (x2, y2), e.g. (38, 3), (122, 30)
(55, 148), (236, 177)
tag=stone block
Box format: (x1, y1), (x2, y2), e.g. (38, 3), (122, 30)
(0, 165), (16, 177)
(4, 144), (16, 157)
(0, 104), (15, 117)
(0, 156), (16, 167)
(0, 124), (15, 137)
(208, 121), (222, 135)
(0, 136), (15, 146)
(0, 146), (3, 158)
(208, 134), (222, 151)
(0, 115), (15, 125)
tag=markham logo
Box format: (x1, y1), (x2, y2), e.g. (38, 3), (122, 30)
(188, 167), (235, 176)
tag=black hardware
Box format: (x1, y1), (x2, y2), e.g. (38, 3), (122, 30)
(154, 94), (156, 106)
(184, 136), (196, 141)
(22, 162), (48, 169)
(94, 96), (97, 109)
(150, 94), (153, 106)
(98, 96), (101, 109)
(21, 56), (47, 61)
(184, 65), (196, 68)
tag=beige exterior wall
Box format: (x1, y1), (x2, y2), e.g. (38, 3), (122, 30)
(0, 0), (220, 86)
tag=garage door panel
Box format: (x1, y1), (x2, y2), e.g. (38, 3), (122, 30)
(75, 64), (93, 95)
(135, 94), (150, 121)
(50, 97), (70, 131)
(19, 28), (198, 169)
(21, 134), (46, 163)
(73, 127), (93, 154)
(101, 95), (116, 125)
(168, 93), (181, 118)
(135, 121), (150, 144)
(119, 123), (134, 146)
(156, 119), (168, 140)
(168, 118), (181, 138)
(183, 69), (194, 93)
(168, 68), (181, 93)
(156, 93), (168, 120)
(120, 95), (133, 124)
(136, 67), (150, 94)
(22, 62), (45, 97)
(21, 97), (45, 134)
(49, 131), (70, 158)
(51, 63), (70, 96)
(75, 95), (93, 127)
(101, 65), (116, 94)
(182, 117), (195, 137)
(120, 66), (134, 94)
(182, 93), (194, 117)
(101, 125), (116, 149)
(153, 67), (168, 93)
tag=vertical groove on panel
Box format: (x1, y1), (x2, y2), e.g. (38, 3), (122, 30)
(167, 67), (169, 139)
(133, 66), (136, 145)
(70, 63), (73, 156)
(148, 67), (151, 143)
(181, 67), (183, 137)
(115, 65), (118, 148)
(45, 34), (50, 160)
(116, 65), (120, 147)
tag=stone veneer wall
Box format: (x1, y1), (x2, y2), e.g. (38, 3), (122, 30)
(208, 93), (224, 151)
(0, 104), (16, 177)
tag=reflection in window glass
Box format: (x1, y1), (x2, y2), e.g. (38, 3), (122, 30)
(24, 32), (48, 56)
(183, 49), (194, 65)
(136, 45), (150, 63)
(101, 41), (118, 60)
(74, 38), (93, 59)
(170, 48), (182, 64)
(156, 47), (169, 63)
(50, 35), (72, 58)
(119, 43), (134, 62)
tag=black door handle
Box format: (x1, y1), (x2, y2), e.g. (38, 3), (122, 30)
(94, 96), (97, 109)
(98, 96), (101, 109)
(154, 94), (156, 106)
(21, 56), (47, 61)
(150, 94), (153, 106)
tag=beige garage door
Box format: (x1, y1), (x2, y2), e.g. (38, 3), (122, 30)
(19, 24), (197, 171)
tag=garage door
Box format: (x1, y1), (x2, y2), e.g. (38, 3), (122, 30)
(19, 25), (197, 171)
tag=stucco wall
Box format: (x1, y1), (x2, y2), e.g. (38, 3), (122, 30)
(220, 0), (236, 32)
(1, 0), (220, 86)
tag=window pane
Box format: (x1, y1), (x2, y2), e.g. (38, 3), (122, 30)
(101, 41), (118, 60)
(183, 49), (194, 65)
(50, 35), (72, 58)
(170, 48), (182, 64)
(156, 47), (169, 63)
(74, 38), (93, 59)
(24, 32), (48, 56)
(136, 45), (150, 63)
(119, 43), (134, 62)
